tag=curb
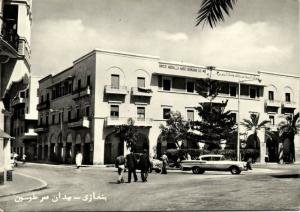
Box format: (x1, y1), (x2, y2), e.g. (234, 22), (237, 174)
(0, 172), (48, 198)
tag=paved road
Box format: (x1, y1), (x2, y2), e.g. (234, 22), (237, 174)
(0, 163), (299, 211)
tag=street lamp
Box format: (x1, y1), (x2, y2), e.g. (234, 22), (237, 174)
(237, 77), (261, 161)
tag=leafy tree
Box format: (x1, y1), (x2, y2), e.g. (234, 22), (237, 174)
(159, 111), (190, 150)
(278, 113), (300, 163)
(196, 0), (237, 28)
(114, 118), (138, 151)
(241, 113), (271, 149)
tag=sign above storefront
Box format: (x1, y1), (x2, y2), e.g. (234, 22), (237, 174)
(158, 62), (260, 83)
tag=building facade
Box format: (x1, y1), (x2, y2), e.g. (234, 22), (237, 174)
(9, 76), (39, 161)
(0, 0), (32, 182)
(35, 49), (300, 165)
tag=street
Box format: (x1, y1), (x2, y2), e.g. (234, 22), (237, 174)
(0, 163), (300, 211)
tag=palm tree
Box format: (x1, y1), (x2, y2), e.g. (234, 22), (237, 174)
(278, 113), (300, 163)
(196, 0), (237, 28)
(241, 113), (271, 149)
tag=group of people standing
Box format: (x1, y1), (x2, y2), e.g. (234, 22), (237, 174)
(115, 150), (169, 184)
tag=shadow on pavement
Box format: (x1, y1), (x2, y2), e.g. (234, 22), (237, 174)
(271, 174), (300, 178)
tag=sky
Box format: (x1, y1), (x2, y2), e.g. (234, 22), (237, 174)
(31, 0), (299, 76)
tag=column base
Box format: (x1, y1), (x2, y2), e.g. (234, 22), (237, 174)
(6, 170), (12, 181)
(0, 171), (5, 185)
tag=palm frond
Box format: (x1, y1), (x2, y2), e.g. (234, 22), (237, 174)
(196, 0), (237, 28)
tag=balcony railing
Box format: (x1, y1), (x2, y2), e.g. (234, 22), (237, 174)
(37, 101), (50, 111)
(282, 101), (297, 109)
(72, 86), (91, 100)
(105, 117), (153, 127)
(131, 87), (153, 97)
(104, 85), (128, 95)
(11, 97), (25, 107)
(34, 125), (49, 133)
(265, 100), (281, 108)
(1, 26), (19, 51)
(68, 116), (90, 128)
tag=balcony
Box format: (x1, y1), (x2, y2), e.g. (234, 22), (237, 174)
(282, 101), (297, 109)
(104, 85), (128, 95)
(37, 101), (50, 111)
(105, 117), (153, 127)
(68, 116), (90, 128)
(34, 125), (49, 133)
(1, 26), (19, 51)
(265, 100), (281, 108)
(72, 86), (91, 100)
(11, 97), (25, 107)
(131, 87), (153, 97)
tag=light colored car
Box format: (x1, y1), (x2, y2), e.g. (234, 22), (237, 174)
(180, 154), (248, 175)
(150, 159), (162, 173)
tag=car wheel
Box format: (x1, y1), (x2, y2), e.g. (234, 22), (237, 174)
(192, 167), (201, 174)
(199, 169), (205, 174)
(230, 166), (241, 175)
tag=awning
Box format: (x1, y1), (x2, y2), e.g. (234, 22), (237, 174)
(0, 128), (14, 139)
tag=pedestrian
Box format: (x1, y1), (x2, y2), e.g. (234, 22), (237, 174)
(22, 154), (27, 164)
(246, 158), (252, 170)
(126, 149), (138, 183)
(75, 151), (83, 169)
(161, 152), (169, 174)
(139, 149), (151, 182)
(115, 154), (125, 184)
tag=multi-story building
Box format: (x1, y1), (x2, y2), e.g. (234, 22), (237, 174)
(10, 76), (39, 161)
(35, 49), (300, 165)
(0, 0), (32, 183)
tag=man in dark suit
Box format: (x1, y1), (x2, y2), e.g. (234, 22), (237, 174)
(139, 149), (151, 182)
(126, 150), (138, 183)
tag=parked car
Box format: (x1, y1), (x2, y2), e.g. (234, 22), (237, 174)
(150, 158), (162, 173)
(180, 154), (248, 175)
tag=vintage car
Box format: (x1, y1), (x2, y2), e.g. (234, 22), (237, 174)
(180, 154), (248, 175)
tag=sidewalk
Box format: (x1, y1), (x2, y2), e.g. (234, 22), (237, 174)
(0, 171), (47, 198)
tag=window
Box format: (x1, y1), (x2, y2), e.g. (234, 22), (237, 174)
(186, 81), (195, 93)
(285, 93), (291, 102)
(163, 78), (171, 91)
(46, 93), (49, 101)
(86, 106), (90, 117)
(229, 86), (236, 97)
(137, 107), (145, 120)
(26, 90), (29, 98)
(268, 91), (274, 100)
(201, 156), (211, 161)
(58, 113), (61, 123)
(68, 110), (71, 121)
(111, 74), (120, 89)
(269, 115), (275, 125)
(137, 77), (145, 88)
(87, 75), (91, 87)
(163, 108), (171, 119)
(187, 110), (194, 121)
(41, 95), (44, 103)
(46, 115), (49, 126)
(68, 82), (73, 93)
(250, 88), (257, 99)
(77, 79), (81, 91)
(39, 117), (42, 126)
(20, 91), (25, 98)
(230, 113), (237, 123)
(76, 108), (80, 118)
(110, 105), (119, 117)
(52, 115), (55, 125)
